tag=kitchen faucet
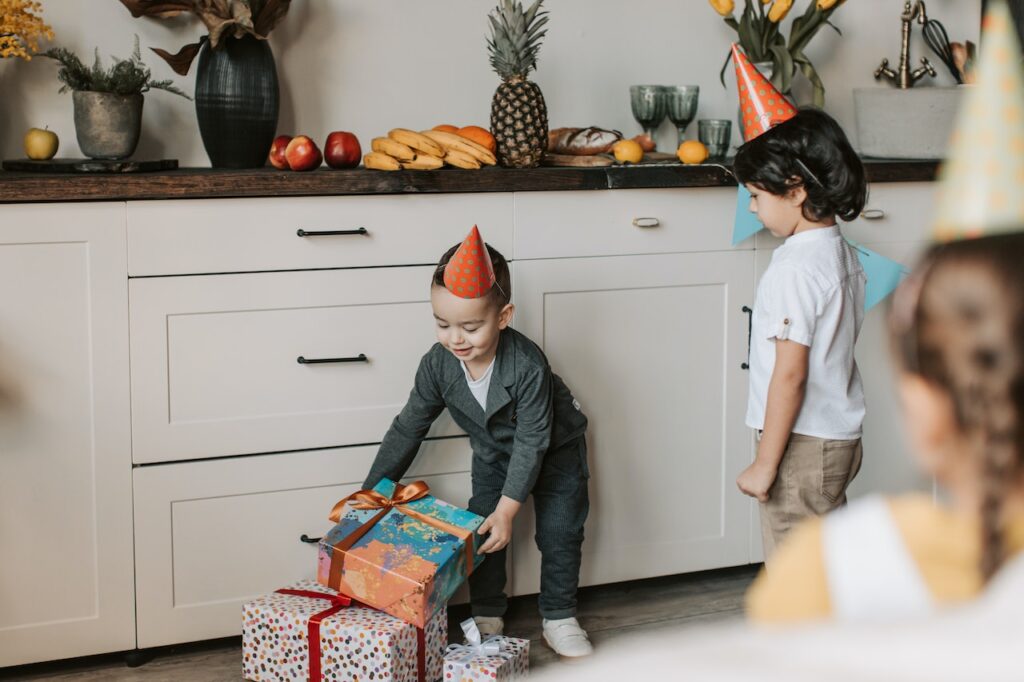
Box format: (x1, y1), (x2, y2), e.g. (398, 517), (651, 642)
(875, 0), (937, 88)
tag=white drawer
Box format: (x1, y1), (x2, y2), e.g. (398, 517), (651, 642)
(127, 193), (514, 276)
(754, 182), (938, 249)
(130, 265), (461, 464)
(514, 187), (738, 260)
(133, 440), (473, 647)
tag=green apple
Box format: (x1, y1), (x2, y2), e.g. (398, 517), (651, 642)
(24, 127), (59, 160)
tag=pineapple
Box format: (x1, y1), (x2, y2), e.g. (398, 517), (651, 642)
(487, 0), (550, 169)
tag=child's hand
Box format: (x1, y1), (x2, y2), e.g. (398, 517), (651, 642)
(477, 496), (522, 554)
(736, 461), (777, 502)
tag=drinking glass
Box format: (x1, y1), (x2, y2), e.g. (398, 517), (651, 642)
(698, 119), (732, 162)
(629, 85), (667, 145)
(664, 85), (700, 146)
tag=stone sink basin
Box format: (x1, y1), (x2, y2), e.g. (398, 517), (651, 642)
(854, 86), (966, 160)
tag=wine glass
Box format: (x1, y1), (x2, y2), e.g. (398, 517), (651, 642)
(629, 85), (667, 147)
(664, 85), (700, 147)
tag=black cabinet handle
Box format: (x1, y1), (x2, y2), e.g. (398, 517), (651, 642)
(299, 534), (322, 544)
(297, 354), (369, 365)
(741, 305), (753, 370)
(296, 227), (369, 237)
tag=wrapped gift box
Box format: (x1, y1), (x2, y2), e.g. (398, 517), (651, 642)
(446, 630), (532, 675)
(242, 580), (446, 682)
(317, 479), (484, 628)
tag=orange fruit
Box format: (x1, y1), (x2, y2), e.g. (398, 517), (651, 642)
(612, 139), (644, 164)
(433, 124), (459, 133)
(457, 125), (497, 153)
(677, 140), (709, 165)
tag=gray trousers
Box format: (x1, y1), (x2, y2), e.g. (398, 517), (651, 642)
(468, 437), (590, 620)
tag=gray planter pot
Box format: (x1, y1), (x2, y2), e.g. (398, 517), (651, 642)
(854, 86), (964, 159)
(72, 91), (144, 160)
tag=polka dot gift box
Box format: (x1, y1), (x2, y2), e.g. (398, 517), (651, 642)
(242, 580), (446, 682)
(443, 619), (529, 682)
(317, 478), (485, 629)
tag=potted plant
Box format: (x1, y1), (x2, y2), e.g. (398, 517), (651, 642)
(711, 0), (846, 108)
(118, 0), (292, 168)
(43, 37), (189, 160)
(1, 0), (53, 61)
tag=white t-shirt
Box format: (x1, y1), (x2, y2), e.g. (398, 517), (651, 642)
(461, 358), (495, 411)
(745, 226), (866, 440)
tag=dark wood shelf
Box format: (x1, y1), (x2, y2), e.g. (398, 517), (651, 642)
(0, 160), (939, 204)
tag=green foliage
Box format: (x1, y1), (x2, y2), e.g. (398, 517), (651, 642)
(43, 35), (189, 99)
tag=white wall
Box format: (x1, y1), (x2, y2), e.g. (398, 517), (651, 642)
(0, 0), (981, 166)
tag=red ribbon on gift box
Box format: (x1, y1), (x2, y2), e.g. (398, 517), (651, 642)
(273, 588), (427, 682)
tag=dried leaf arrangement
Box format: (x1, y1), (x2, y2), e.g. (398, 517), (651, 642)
(42, 35), (190, 98)
(118, 0), (291, 75)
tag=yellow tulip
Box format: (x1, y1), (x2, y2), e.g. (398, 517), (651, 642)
(709, 0), (735, 17)
(817, 0), (841, 9)
(768, 0), (794, 22)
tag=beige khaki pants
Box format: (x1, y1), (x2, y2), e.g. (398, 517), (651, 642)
(759, 433), (863, 560)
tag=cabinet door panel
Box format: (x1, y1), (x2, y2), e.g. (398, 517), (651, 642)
(0, 204), (134, 666)
(511, 251), (755, 592)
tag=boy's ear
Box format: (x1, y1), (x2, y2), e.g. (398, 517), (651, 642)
(498, 303), (515, 329)
(786, 182), (808, 207)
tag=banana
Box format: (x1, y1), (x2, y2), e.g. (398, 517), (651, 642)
(444, 148), (482, 170)
(387, 128), (445, 158)
(402, 153), (444, 170)
(371, 137), (416, 162)
(363, 152), (402, 171)
(420, 130), (497, 166)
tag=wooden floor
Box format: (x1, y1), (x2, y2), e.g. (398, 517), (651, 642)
(2, 566), (758, 681)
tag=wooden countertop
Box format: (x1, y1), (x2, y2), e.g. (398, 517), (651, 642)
(0, 160), (939, 203)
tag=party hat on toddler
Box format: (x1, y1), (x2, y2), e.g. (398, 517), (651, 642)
(733, 43), (797, 141)
(443, 225), (496, 299)
(933, 1), (1024, 241)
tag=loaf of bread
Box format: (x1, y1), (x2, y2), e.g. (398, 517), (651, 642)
(547, 127), (624, 155)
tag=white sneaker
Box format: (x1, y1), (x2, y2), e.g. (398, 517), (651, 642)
(542, 617), (593, 658)
(472, 616), (504, 638)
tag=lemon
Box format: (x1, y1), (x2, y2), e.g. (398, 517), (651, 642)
(677, 140), (709, 165)
(612, 139), (644, 164)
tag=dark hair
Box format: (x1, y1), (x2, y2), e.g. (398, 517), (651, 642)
(890, 233), (1024, 582)
(433, 242), (512, 307)
(733, 108), (867, 223)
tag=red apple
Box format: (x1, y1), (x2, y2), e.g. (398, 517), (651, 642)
(269, 135), (292, 169)
(324, 131), (362, 169)
(284, 135), (322, 172)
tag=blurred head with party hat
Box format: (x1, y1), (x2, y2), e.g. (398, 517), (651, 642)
(934, 1), (1024, 241)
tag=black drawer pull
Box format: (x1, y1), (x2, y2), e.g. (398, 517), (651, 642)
(296, 227), (369, 237)
(299, 534), (322, 544)
(297, 354), (369, 365)
(741, 305), (753, 370)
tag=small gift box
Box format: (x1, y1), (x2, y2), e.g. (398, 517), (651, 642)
(242, 580), (446, 682)
(317, 478), (485, 628)
(443, 618), (530, 682)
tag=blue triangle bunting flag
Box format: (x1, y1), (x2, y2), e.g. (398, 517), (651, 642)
(733, 185), (765, 246)
(846, 239), (909, 312)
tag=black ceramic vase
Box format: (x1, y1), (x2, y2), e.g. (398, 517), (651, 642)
(194, 35), (279, 168)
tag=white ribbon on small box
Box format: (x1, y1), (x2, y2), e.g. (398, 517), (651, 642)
(445, 618), (504, 660)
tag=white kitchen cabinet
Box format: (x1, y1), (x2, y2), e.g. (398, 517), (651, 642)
(129, 264), (463, 464)
(0, 204), (135, 667)
(132, 439), (473, 647)
(510, 250), (756, 593)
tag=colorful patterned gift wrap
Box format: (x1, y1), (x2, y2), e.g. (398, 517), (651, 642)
(443, 619), (529, 682)
(317, 479), (485, 628)
(242, 580), (446, 682)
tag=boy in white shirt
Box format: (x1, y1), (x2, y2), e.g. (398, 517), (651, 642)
(732, 107), (869, 557)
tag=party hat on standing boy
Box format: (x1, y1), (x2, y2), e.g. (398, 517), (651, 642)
(733, 43), (798, 141)
(933, 0), (1024, 242)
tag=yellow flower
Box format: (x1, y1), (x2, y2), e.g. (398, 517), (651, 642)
(0, 0), (54, 61)
(709, 0), (735, 17)
(817, 0), (841, 9)
(768, 0), (794, 22)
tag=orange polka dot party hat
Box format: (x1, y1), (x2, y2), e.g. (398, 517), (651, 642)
(443, 225), (496, 299)
(933, 0), (1024, 242)
(732, 43), (797, 141)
